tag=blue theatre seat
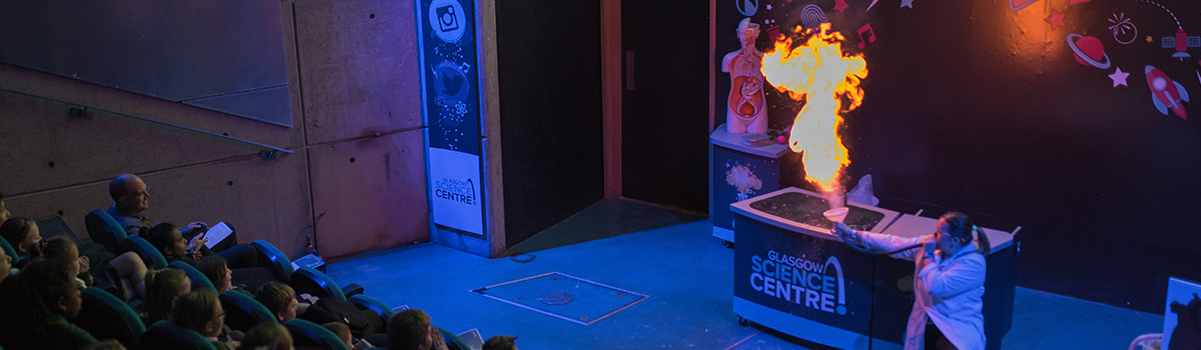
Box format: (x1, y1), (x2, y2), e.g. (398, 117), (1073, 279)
(349, 294), (396, 319)
(251, 239), (294, 282)
(435, 325), (471, 350)
(171, 260), (216, 291)
(220, 290), (278, 331)
(284, 318), (350, 350)
(76, 287), (146, 350)
(291, 266), (363, 301)
(85, 209), (128, 254)
(120, 235), (168, 269)
(0, 235), (17, 262)
(140, 320), (218, 350)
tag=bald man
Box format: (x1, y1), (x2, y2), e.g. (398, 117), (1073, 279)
(107, 173), (206, 238)
(106, 173), (261, 271)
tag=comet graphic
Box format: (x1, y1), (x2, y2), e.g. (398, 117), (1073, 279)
(1145, 65), (1189, 119)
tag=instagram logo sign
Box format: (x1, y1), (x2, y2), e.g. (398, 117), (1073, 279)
(429, 0), (467, 43)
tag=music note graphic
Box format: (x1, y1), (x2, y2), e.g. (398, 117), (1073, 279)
(857, 24), (876, 49)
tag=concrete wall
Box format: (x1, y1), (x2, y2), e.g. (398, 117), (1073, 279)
(0, 0), (427, 259)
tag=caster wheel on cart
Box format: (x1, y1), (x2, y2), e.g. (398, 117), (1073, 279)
(737, 316), (749, 326)
(722, 240), (734, 249)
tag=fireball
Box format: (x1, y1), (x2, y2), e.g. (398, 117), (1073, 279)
(761, 23), (867, 194)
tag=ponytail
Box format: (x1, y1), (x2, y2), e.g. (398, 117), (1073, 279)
(972, 225), (991, 255)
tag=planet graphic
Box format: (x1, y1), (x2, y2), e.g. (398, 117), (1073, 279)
(1010, 0), (1039, 11)
(1067, 34), (1111, 69)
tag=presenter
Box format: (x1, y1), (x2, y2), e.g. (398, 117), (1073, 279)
(832, 212), (992, 350)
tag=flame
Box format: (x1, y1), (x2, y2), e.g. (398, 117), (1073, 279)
(761, 23), (867, 194)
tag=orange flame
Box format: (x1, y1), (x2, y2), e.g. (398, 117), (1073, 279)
(761, 23), (867, 194)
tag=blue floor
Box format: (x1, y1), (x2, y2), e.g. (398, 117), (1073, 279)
(325, 220), (1164, 349)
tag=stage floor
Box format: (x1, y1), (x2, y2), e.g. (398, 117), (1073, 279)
(324, 200), (1163, 349)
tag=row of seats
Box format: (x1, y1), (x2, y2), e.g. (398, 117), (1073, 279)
(79, 284), (397, 350)
(84, 209), (365, 299)
(4, 208), (470, 350)
(72, 209), (404, 350)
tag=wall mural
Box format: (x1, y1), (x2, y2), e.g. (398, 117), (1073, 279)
(723, 0), (1197, 153)
(1029, 0), (1196, 119)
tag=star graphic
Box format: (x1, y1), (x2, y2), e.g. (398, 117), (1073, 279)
(767, 4), (772, 10)
(1045, 10), (1065, 30)
(900, 0), (913, 8)
(1108, 67), (1130, 87)
(834, 0), (850, 13)
(1146, 36), (1154, 43)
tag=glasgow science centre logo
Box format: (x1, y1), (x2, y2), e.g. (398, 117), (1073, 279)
(748, 249), (848, 315)
(435, 177), (475, 206)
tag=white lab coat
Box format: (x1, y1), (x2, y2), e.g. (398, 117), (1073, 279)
(854, 231), (987, 350)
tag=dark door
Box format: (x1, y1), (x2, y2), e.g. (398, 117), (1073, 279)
(621, 0), (710, 212)
(497, 0), (604, 248)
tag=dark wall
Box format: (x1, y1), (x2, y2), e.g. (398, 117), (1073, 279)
(717, 0), (1201, 313)
(621, 0), (711, 212)
(497, 0), (604, 248)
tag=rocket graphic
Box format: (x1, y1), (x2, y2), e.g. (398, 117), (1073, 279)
(1144, 65), (1189, 119)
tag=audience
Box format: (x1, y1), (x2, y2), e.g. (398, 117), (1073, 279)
(1, 196), (114, 276)
(81, 339), (128, 350)
(239, 323), (295, 350)
(106, 173), (199, 238)
(1, 217), (43, 264)
(38, 236), (92, 288)
(144, 268), (191, 323)
(108, 174), (262, 270)
(483, 335), (518, 350)
(0, 179), (430, 350)
(175, 289), (237, 350)
(144, 222), (275, 289)
(0, 242), (12, 283)
(0, 269), (43, 349)
(0, 259), (99, 350)
(254, 280), (384, 342)
(386, 309), (447, 350)
(324, 321), (376, 349)
(323, 322), (355, 348)
(198, 255), (237, 293)
(256, 281), (299, 322)
(0, 192), (8, 223)
(37, 234), (150, 300)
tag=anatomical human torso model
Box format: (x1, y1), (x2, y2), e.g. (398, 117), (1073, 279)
(722, 18), (769, 134)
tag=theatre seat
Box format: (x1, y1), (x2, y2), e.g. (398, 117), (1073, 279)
(435, 325), (471, 350)
(0, 235), (17, 262)
(120, 235), (168, 269)
(284, 318), (350, 350)
(349, 294), (396, 319)
(251, 239), (294, 282)
(85, 209), (129, 254)
(171, 260), (216, 291)
(76, 287), (145, 350)
(290, 266), (363, 301)
(140, 320), (217, 350)
(220, 290), (278, 331)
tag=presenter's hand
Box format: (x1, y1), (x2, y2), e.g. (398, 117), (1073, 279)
(832, 222), (858, 241)
(923, 237), (937, 259)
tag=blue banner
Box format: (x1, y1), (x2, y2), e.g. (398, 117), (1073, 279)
(418, 0), (486, 236)
(418, 0), (481, 155)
